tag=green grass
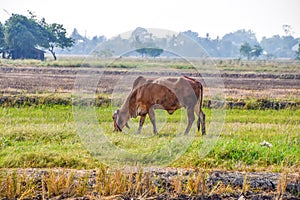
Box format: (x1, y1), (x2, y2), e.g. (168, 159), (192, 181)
(175, 109), (300, 171)
(1, 57), (300, 74)
(0, 106), (101, 169)
(0, 105), (299, 171)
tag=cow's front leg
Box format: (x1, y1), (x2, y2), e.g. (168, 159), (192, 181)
(184, 108), (195, 134)
(148, 108), (157, 134)
(137, 115), (146, 134)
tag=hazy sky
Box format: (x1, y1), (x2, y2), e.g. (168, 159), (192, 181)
(1, 0), (299, 40)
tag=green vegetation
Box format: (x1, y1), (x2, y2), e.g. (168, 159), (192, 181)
(177, 109), (300, 171)
(1, 14), (298, 60)
(240, 42), (252, 60)
(0, 105), (101, 169)
(0, 104), (299, 172)
(240, 42), (263, 60)
(296, 43), (300, 60)
(0, 101), (298, 199)
(65, 27), (299, 59)
(0, 12), (73, 60)
(0, 94), (299, 110)
(1, 57), (300, 74)
(136, 48), (164, 58)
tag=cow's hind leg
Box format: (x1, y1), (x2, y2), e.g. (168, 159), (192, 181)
(184, 107), (195, 134)
(137, 115), (146, 134)
(148, 108), (157, 134)
(197, 109), (206, 135)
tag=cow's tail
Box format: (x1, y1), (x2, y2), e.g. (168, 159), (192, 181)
(196, 83), (204, 133)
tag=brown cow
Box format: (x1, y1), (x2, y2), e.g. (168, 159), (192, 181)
(113, 76), (205, 135)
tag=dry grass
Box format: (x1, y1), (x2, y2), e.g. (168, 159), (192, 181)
(0, 168), (298, 199)
(0, 169), (235, 199)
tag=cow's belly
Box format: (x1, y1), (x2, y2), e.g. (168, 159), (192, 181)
(153, 102), (182, 115)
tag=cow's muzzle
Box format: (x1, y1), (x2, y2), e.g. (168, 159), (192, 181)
(113, 122), (130, 132)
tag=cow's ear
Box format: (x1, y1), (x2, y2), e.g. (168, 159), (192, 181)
(125, 122), (130, 129)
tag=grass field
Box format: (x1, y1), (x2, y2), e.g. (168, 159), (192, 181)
(1, 104), (299, 172)
(0, 58), (299, 198)
(1, 57), (300, 74)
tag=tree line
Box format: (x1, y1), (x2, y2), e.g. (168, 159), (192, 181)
(0, 12), (299, 60)
(66, 27), (300, 60)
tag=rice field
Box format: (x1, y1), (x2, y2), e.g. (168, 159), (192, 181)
(1, 104), (299, 172)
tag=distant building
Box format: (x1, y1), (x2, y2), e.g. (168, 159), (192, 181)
(0, 48), (45, 61)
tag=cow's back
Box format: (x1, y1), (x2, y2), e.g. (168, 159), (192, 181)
(153, 76), (201, 105)
(134, 83), (181, 114)
(132, 76), (155, 90)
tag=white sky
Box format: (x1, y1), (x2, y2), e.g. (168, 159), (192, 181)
(0, 0), (299, 41)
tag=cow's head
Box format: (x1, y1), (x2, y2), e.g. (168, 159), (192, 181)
(112, 109), (130, 132)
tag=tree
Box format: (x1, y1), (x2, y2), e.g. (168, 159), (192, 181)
(282, 24), (293, 36)
(221, 29), (258, 58)
(71, 28), (85, 41)
(260, 35), (298, 58)
(296, 43), (300, 60)
(3, 12), (73, 60)
(4, 14), (47, 59)
(0, 22), (5, 49)
(147, 48), (163, 57)
(42, 22), (74, 60)
(92, 49), (114, 58)
(130, 27), (155, 49)
(0, 22), (6, 58)
(182, 30), (199, 40)
(136, 47), (163, 58)
(28, 11), (74, 60)
(223, 29), (258, 46)
(251, 44), (263, 58)
(219, 40), (236, 57)
(240, 42), (252, 60)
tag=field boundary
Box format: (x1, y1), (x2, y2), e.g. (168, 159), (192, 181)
(1, 66), (300, 79)
(1, 94), (299, 110)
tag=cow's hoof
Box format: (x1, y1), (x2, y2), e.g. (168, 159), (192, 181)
(183, 130), (189, 135)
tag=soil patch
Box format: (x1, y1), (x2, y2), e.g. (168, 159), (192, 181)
(1, 66), (300, 99)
